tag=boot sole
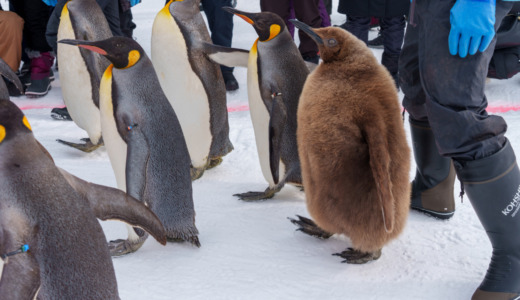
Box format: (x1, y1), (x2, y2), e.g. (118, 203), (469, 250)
(26, 85), (52, 98)
(411, 206), (455, 220)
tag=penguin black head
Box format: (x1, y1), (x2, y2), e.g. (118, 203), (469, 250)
(59, 36), (145, 69)
(223, 7), (286, 42)
(0, 99), (32, 145)
(290, 20), (367, 62)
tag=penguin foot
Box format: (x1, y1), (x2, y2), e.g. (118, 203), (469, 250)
(167, 235), (201, 248)
(288, 215), (332, 239)
(333, 248), (382, 264)
(56, 138), (103, 153)
(233, 186), (282, 201)
(108, 232), (149, 257)
(190, 167), (205, 181)
(206, 157), (223, 169)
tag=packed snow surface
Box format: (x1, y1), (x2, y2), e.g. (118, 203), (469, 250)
(2, 0), (520, 299)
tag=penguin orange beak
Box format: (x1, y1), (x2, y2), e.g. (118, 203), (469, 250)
(290, 19), (324, 45)
(222, 7), (254, 25)
(58, 39), (108, 56)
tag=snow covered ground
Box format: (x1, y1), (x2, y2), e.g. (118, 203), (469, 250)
(2, 0), (520, 299)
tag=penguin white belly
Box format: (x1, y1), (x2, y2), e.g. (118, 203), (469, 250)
(151, 12), (211, 169)
(99, 65), (139, 241)
(99, 65), (127, 192)
(247, 42), (286, 187)
(57, 10), (101, 144)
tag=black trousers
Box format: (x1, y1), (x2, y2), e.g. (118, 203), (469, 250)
(399, 0), (514, 161)
(10, 0), (53, 53)
(345, 15), (405, 76)
(201, 0), (234, 73)
(260, 0), (322, 58)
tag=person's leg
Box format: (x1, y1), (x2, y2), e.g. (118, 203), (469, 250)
(118, 2), (136, 39)
(379, 16), (406, 89)
(416, 0), (519, 298)
(0, 11), (24, 72)
(399, 9), (456, 219)
(201, 0), (238, 91)
(19, 0), (54, 97)
(318, 0), (330, 27)
(343, 15), (370, 43)
(292, 0), (322, 62)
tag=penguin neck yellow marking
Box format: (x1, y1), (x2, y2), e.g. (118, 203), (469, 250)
(61, 1), (69, 17)
(0, 125), (5, 143)
(103, 64), (114, 81)
(251, 38), (259, 55)
(122, 50), (140, 69)
(22, 116), (32, 131)
(160, 0), (174, 16)
(263, 24), (281, 42)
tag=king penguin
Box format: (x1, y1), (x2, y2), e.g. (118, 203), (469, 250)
(204, 8), (308, 200)
(59, 36), (200, 255)
(55, 0), (112, 152)
(151, 0), (233, 180)
(0, 99), (166, 299)
(0, 57), (24, 100)
(289, 21), (411, 264)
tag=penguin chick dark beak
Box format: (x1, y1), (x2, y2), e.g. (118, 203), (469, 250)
(58, 39), (108, 55)
(222, 6), (254, 24)
(290, 19), (324, 45)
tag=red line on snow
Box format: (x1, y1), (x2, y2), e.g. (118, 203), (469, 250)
(17, 104), (520, 114)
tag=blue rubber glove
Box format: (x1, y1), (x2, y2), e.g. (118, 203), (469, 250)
(129, 0), (141, 7)
(449, 0), (496, 58)
(42, 0), (57, 6)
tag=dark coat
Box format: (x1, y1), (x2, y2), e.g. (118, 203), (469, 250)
(338, 0), (410, 18)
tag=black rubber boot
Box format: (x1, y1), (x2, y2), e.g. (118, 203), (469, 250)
(410, 118), (456, 219)
(456, 140), (520, 300)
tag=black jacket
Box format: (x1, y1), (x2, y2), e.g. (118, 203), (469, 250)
(338, 0), (410, 18)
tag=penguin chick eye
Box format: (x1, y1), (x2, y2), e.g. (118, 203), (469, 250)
(327, 39), (338, 47)
(127, 124), (138, 131)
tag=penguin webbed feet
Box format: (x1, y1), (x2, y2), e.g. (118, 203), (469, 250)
(206, 157), (223, 170)
(190, 167), (205, 181)
(108, 229), (149, 257)
(233, 185), (282, 201)
(56, 137), (103, 153)
(333, 248), (382, 264)
(288, 215), (332, 239)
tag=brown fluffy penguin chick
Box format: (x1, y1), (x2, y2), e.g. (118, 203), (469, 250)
(289, 21), (411, 264)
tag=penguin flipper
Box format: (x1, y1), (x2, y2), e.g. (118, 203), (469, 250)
(363, 120), (395, 233)
(233, 184), (283, 201)
(0, 250), (41, 298)
(56, 138), (103, 153)
(0, 224), (40, 299)
(0, 57), (24, 95)
(202, 42), (249, 68)
(268, 92), (287, 185)
(57, 168), (167, 246)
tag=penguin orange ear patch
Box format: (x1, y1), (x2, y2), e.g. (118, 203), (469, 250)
(0, 125), (5, 143)
(124, 50), (141, 69)
(23, 116), (32, 131)
(266, 24), (281, 41)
